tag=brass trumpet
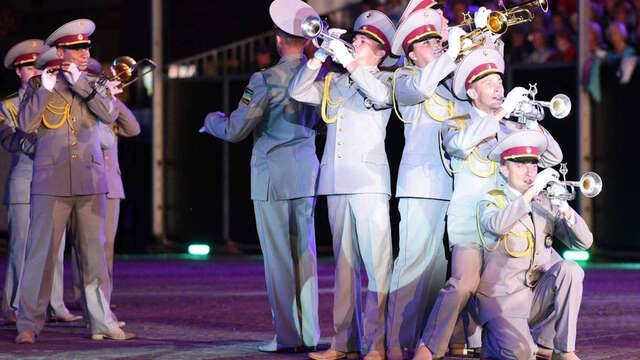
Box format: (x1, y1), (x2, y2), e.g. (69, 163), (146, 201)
(511, 84), (572, 123)
(96, 56), (157, 89)
(545, 164), (603, 201)
(301, 13), (355, 56)
(441, 0), (548, 61)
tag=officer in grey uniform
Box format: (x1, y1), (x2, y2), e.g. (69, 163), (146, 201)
(199, 0), (320, 352)
(1, 40), (81, 325)
(385, 6), (469, 358)
(414, 47), (563, 360)
(289, 9), (396, 360)
(475, 131), (592, 360)
(15, 19), (133, 343)
(70, 58), (141, 306)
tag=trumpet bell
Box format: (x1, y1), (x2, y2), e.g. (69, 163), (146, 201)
(579, 172), (602, 198)
(548, 94), (571, 119)
(487, 11), (508, 34)
(110, 56), (137, 83)
(301, 15), (322, 39)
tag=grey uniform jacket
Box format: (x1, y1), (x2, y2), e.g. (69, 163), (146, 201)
(441, 108), (563, 248)
(18, 72), (118, 196)
(475, 186), (593, 323)
(104, 99), (140, 199)
(0, 90), (36, 204)
(204, 55), (319, 201)
(289, 63), (393, 196)
(394, 55), (470, 199)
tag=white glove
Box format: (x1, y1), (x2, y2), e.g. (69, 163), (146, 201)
(327, 28), (347, 38)
(199, 111), (226, 134)
(474, 6), (491, 29)
(328, 39), (355, 66)
(64, 62), (81, 85)
(97, 122), (116, 150)
(594, 48), (607, 59)
(107, 80), (123, 96)
(525, 119), (540, 130)
(314, 48), (329, 63)
(501, 86), (529, 116)
(531, 168), (560, 195)
(41, 69), (57, 91)
(445, 27), (467, 61)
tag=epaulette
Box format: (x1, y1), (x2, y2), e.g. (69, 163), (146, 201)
(487, 188), (507, 209)
(2, 92), (18, 101)
(444, 113), (471, 130)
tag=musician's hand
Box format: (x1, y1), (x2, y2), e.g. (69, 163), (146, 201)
(107, 80), (123, 96)
(327, 28), (347, 38)
(63, 62), (81, 85)
(445, 27), (467, 61)
(501, 86), (529, 117)
(328, 39), (355, 68)
(474, 6), (491, 29)
(532, 168), (560, 195)
(40, 69), (57, 91)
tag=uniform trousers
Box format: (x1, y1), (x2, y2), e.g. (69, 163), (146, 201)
(386, 198), (448, 354)
(17, 194), (116, 334)
(481, 260), (584, 360)
(421, 245), (483, 356)
(326, 193), (392, 354)
(253, 196), (320, 348)
(2, 204), (69, 318)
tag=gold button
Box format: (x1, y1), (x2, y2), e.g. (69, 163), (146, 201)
(71, 154), (78, 159)
(105, 155), (110, 160)
(338, 128), (343, 132)
(337, 154), (343, 159)
(71, 141), (77, 146)
(337, 141), (343, 146)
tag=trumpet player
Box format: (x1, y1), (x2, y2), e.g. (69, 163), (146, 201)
(415, 46), (563, 360)
(289, 8), (396, 360)
(1, 40), (80, 325)
(15, 19), (133, 343)
(200, 0), (320, 352)
(385, 5), (468, 359)
(475, 131), (592, 360)
(68, 58), (140, 312)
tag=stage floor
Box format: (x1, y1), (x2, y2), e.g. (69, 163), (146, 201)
(1, 256), (639, 359)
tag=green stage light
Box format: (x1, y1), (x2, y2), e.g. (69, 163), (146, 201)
(188, 244), (210, 256)
(563, 250), (589, 261)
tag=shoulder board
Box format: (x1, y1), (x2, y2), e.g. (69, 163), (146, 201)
(448, 113), (471, 121)
(3, 92), (18, 101)
(487, 188), (507, 209)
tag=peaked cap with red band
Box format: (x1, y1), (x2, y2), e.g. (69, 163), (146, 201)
(487, 129), (548, 163)
(45, 19), (95, 47)
(4, 39), (48, 69)
(269, 0), (316, 37)
(35, 47), (63, 70)
(391, 8), (442, 57)
(399, 0), (439, 24)
(354, 10), (398, 67)
(453, 46), (504, 100)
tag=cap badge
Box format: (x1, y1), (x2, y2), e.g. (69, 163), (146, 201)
(77, 34), (83, 40)
(526, 147), (532, 154)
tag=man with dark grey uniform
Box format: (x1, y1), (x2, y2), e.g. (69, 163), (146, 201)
(199, 0), (320, 352)
(1, 40), (81, 325)
(475, 131), (592, 360)
(15, 19), (133, 343)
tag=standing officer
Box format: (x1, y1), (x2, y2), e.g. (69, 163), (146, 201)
(289, 9), (396, 360)
(386, 7), (467, 359)
(414, 47), (563, 359)
(199, 0), (320, 352)
(1, 40), (81, 325)
(15, 19), (133, 343)
(475, 131), (592, 360)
